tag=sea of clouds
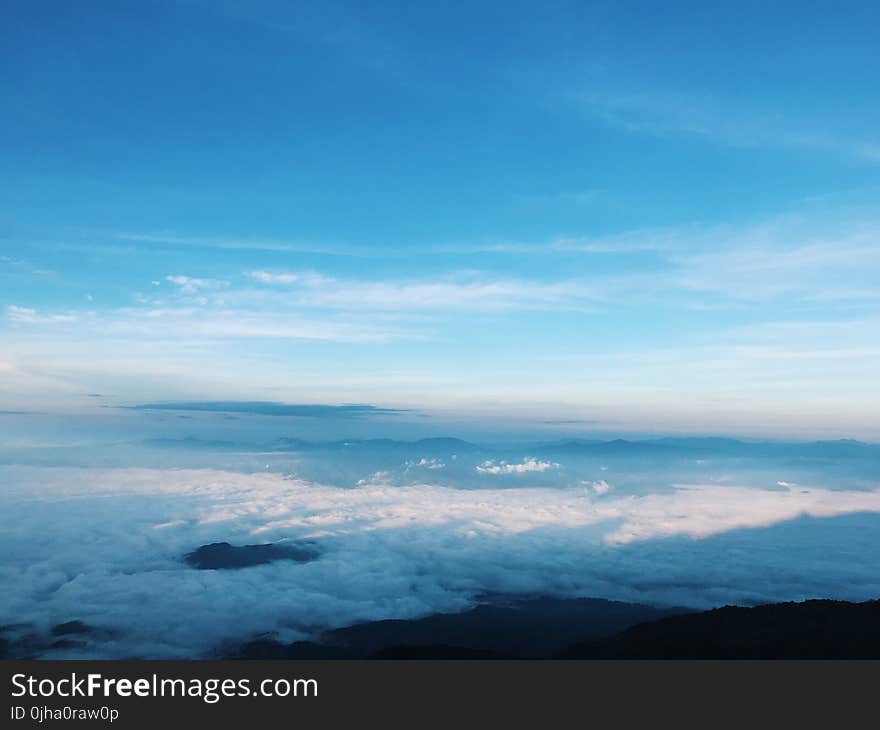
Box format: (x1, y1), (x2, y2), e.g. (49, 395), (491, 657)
(2, 443), (880, 658)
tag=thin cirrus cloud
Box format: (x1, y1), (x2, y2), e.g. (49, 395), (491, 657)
(659, 215), (880, 305)
(129, 211), (880, 313)
(3, 205), (880, 430)
(2, 268), (602, 343)
(511, 212), (880, 306)
(109, 211), (880, 313)
(114, 232), (363, 256)
(105, 230), (665, 259)
(429, 228), (680, 255)
(51, 203), (880, 309)
(573, 90), (880, 162)
(8, 215), (880, 330)
(245, 270), (600, 311)
(4, 304), (398, 343)
(669, 223), (880, 303)
(6, 305), (78, 324)
(437, 214), (880, 308)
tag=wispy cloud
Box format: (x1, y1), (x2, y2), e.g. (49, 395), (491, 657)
(5, 205), (880, 431)
(245, 270), (601, 311)
(669, 218), (880, 303)
(574, 90), (880, 162)
(248, 271), (315, 285)
(165, 275), (228, 294)
(12, 305), (398, 342)
(114, 233), (365, 256)
(465, 211), (880, 307)
(6, 305), (78, 324)
(453, 228), (679, 255)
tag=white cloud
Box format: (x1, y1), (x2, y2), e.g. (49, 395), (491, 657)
(6, 305), (77, 324)
(6, 305), (36, 323)
(476, 457), (558, 474)
(165, 275), (228, 294)
(3, 305), (399, 343)
(246, 270), (597, 311)
(405, 458), (445, 470)
(248, 271), (319, 285)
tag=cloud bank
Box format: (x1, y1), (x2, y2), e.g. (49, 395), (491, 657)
(3, 462), (880, 658)
(126, 402), (408, 418)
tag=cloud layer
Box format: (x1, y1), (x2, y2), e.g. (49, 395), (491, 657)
(3, 461), (880, 658)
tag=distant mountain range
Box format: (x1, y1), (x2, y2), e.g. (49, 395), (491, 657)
(227, 596), (880, 660)
(7, 594), (879, 659)
(228, 597), (688, 659)
(535, 436), (879, 458)
(272, 436), (485, 454)
(139, 434), (880, 460)
(560, 599), (880, 659)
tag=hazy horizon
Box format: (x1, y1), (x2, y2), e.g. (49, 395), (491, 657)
(3, 2), (880, 438)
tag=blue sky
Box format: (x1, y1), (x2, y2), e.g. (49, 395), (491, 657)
(2, 1), (880, 438)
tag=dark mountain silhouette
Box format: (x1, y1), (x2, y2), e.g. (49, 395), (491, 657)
(51, 620), (94, 636)
(184, 541), (319, 570)
(559, 599), (880, 658)
(8, 595), (879, 659)
(229, 596), (880, 660)
(1, 620), (115, 659)
(370, 645), (505, 659)
(229, 597), (687, 659)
